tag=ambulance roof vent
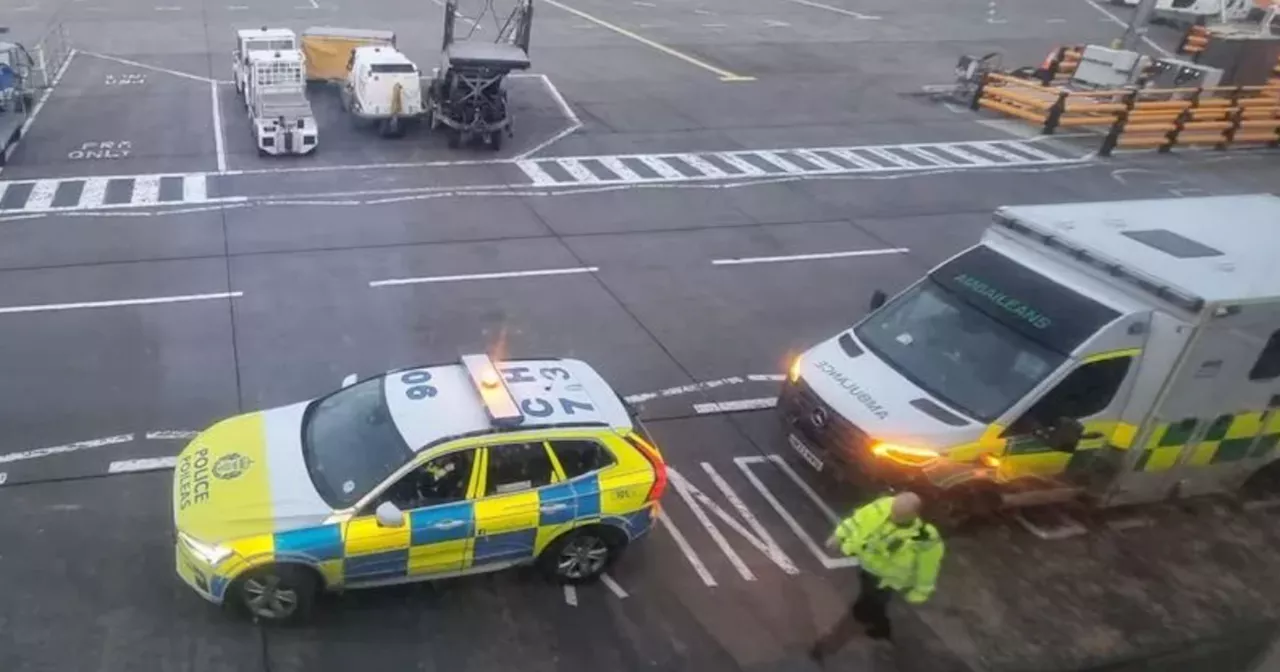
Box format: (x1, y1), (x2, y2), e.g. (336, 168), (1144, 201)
(993, 212), (1206, 314)
(1121, 229), (1224, 260)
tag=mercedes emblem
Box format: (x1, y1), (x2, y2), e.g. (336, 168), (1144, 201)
(810, 407), (828, 428)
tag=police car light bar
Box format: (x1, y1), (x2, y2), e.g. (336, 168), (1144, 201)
(461, 354), (524, 427)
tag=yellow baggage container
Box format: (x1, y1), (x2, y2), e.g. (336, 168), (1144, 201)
(301, 27), (396, 81)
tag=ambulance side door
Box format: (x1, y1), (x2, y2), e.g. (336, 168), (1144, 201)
(996, 350), (1140, 486)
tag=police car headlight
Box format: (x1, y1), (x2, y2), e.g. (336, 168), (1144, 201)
(179, 532), (233, 566)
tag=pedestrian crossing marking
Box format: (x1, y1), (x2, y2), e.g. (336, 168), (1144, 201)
(517, 139), (1087, 187)
(0, 173), (214, 214)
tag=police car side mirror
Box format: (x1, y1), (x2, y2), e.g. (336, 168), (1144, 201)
(375, 501), (406, 528)
(869, 290), (887, 311)
(341, 374), (358, 388)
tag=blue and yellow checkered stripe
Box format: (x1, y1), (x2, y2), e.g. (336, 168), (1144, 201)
(1134, 411), (1280, 472)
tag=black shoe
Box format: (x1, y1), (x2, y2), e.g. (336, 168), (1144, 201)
(866, 627), (892, 642)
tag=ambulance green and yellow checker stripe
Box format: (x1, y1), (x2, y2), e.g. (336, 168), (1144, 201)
(1135, 411), (1280, 472)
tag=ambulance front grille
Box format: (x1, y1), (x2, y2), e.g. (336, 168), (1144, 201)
(784, 379), (873, 458)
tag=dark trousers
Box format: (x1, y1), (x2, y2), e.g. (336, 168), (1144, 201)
(811, 569), (894, 657)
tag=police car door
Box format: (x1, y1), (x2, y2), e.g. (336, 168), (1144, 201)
(342, 448), (479, 584)
(471, 441), (559, 568)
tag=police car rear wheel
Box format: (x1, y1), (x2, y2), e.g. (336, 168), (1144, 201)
(540, 528), (621, 584)
(234, 565), (316, 623)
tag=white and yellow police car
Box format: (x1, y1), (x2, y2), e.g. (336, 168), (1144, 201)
(173, 354), (667, 622)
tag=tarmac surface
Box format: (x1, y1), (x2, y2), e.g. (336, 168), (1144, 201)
(2, 0), (1280, 669)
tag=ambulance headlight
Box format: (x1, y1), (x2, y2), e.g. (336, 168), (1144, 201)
(179, 532), (233, 566)
(871, 442), (939, 467)
(788, 357), (803, 384)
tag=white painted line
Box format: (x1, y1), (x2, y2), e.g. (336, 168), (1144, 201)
(775, 0), (879, 19)
(1082, 0), (1171, 55)
(764, 454), (842, 523)
(0, 291), (243, 315)
(210, 81), (226, 173)
(600, 573), (629, 599)
(715, 153), (767, 176)
(693, 397), (778, 414)
(989, 140), (1059, 162)
(656, 511), (717, 587)
(0, 434), (134, 465)
(1243, 499), (1280, 512)
(80, 51), (217, 84)
(182, 175), (207, 202)
(25, 179), (59, 210)
(931, 144), (994, 166)
(1014, 510), (1088, 540)
(0, 182), (8, 204)
(636, 156), (684, 179)
(735, 456), (858, 569)
(667, 469), (755, 581)
(793, 149), (843, 171)
(969, 141), (1038, 163)
(563, 584), (578, 606)
(827, 148), (881, 170)
(80, 178), (109, 208)
(0, 471), (6, 485)
(864, 147), (915, 168)
(145, 430), (200, 440)
(131, 175), (160, 205)
(596, 157), (642, 182)
(369, 266), (599, 287)
(154, 5), (181, 9)
(108, 456), (178, 473)
(228, 4), (248, 8)
(556, 158), (600, 183)
(540, 74), (580, 126)
(516, 160), (558, 186)
(899, 146), (957, 167)
(753, 151), (804, 174)
(712, 247), (908, 266)
(3, 49), (77, 170)
(678, 154), (727, 178)
(701, 462), (799, 574)
(747, 374), (785, 382)
(1106, 516), (1153, 531)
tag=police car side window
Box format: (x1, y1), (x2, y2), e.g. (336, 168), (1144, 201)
(376, 450), (475, 511)
(550, 440), (616, 479)
(485, 442), (554, 496)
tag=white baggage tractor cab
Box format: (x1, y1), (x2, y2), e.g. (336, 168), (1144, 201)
(246, 50), (317, 156)
(233, 27), (300, 95)
(780, 194), (1280, 520)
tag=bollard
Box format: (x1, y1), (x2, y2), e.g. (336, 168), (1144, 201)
(1099, 90), (1139, 157)
(1043, 91), (1069, 135)
(969, 72), (989, 112)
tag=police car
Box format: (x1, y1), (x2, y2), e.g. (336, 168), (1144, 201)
(173, 354), (667, 623)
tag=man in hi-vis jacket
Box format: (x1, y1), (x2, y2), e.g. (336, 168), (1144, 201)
(809, 492), (945, 662)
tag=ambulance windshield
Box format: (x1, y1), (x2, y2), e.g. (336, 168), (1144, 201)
(302, 377), (414, 509)
(855, 282), (1064, 421)
(855, 246), (1121, 422)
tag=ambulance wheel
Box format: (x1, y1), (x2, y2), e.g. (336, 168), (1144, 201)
(538, 526), (625, 585)
(230, 564), (318, 624)
(488, 130), (503, 151)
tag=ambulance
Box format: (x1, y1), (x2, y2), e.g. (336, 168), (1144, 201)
(780, 194), (1280, 523)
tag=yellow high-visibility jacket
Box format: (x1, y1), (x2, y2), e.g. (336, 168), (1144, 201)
(834, 496), (945, 604)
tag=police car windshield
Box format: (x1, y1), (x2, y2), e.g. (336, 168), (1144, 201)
(302, 377), (413, 509)
(854, 281), (1065, 422)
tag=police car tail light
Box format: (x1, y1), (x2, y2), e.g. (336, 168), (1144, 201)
(627, 434), (667, 503)
(462, 354), (523, 427)
(871, 442), (939, 467)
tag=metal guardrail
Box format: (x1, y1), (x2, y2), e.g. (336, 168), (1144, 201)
(29, 22), (72, 91)
(969, 73), (1280, 156)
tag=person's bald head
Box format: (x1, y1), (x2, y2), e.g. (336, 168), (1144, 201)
(888, 492), (923, 524)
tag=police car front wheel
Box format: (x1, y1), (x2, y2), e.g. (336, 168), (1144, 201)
(540, 528), (624, 584)
(232, 565), (318, 624)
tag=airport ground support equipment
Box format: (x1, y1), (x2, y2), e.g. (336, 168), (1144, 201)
(243, 48), (318, 156)
(340, 44), (425, 137)
(424, 0), (533, 150)
(781, 195), (1280, 527)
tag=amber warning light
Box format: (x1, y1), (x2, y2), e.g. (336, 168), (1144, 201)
(461, 354), (523, 427)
